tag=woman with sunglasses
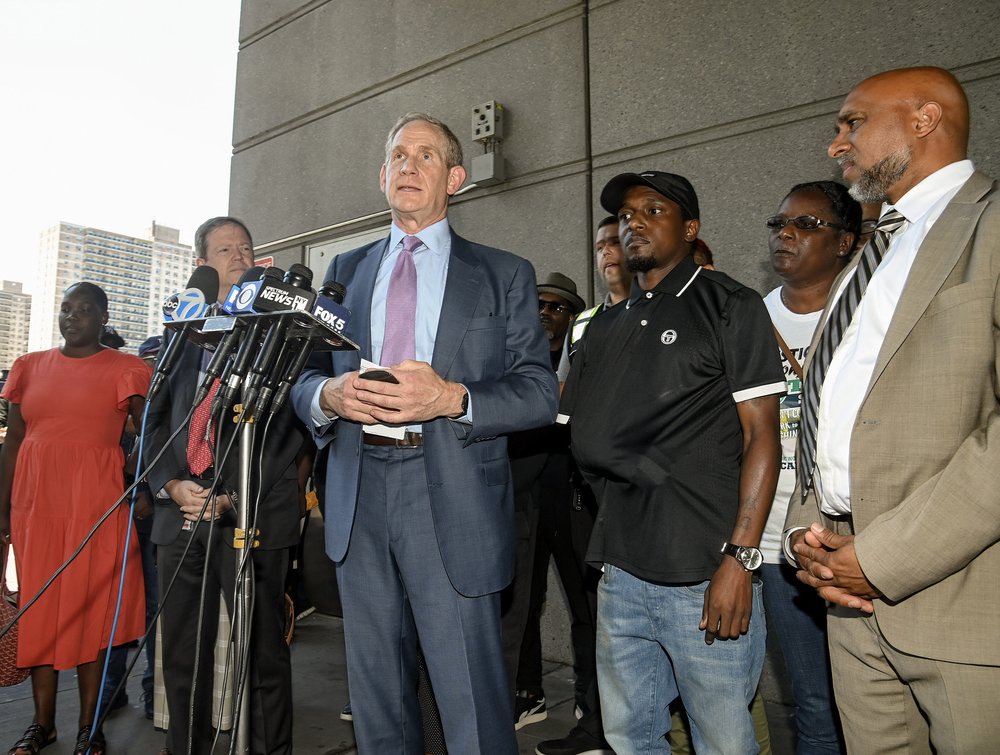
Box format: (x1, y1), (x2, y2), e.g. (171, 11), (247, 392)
(759, 180), (861, 754)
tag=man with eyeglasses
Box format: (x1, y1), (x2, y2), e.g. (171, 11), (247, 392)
(561, 171), (784, 754)
(784, 67), (1000, 752)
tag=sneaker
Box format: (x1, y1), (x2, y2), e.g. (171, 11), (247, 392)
(514, 690), (547, 730)
(339, 702), (353, 721)
(535, 725), (612, 755)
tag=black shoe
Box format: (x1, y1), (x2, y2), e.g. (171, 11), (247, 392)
(142, 689), (154, 720)
(339, 702), (353, 721)
(514, 689), (547, 730)
(535, 725), (612, 755)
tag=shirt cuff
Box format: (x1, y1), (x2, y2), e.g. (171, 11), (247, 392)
(450, 383), (472, 425)
(782, 526), (809, 567)
(310, 379), (338, 428)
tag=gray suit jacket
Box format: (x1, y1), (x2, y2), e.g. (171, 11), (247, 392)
(786, 170), (1000, 664)
(291, 229), (558, 597)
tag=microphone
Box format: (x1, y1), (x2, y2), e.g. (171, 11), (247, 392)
(268, 280), (349, 415)
(312, 280), (350, 334)
(244, 264), (317, 415)
(214, 267), (285, 414)
(148, 265), (220, 400)
(191, 266), (266, 407)
(251, 263), (317, 314)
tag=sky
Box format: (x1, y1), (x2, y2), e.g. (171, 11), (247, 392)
(0, 0), (242, 295)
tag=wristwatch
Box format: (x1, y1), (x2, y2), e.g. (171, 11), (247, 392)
(721, 542), (763, 571)
(460, 389), (469, 415)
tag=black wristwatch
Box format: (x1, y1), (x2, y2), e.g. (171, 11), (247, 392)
(721, 542), (763, 571)
(460, 389), (469, 415)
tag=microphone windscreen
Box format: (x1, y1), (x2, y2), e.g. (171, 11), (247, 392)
(238, 265), (267, 286)
(187, 264), (221, 304)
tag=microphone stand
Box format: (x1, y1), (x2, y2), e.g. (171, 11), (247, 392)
(164, 308), (357, 751)
(233, 414), (255, 754)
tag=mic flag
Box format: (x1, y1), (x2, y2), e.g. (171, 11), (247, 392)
(149, 265), (221, 400)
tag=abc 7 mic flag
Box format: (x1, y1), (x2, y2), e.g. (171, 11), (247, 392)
(163, 287), (208, 322)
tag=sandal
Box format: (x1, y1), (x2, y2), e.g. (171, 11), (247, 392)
(8, 723), (56, 755)
(72, 725), (104, 755)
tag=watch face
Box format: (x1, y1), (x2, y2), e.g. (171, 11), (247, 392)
(738, 547), (763, 571)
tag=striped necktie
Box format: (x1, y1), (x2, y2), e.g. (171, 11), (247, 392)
(798, 209), (906, 497)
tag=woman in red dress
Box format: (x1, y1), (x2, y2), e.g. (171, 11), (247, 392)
(0, 282), (151, 755)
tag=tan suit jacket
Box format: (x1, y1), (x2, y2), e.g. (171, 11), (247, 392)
(785, 170), (1000, 665)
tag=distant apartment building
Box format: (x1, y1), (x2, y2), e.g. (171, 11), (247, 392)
(0, 280), (32, 370)
(29, 222), (195, 352)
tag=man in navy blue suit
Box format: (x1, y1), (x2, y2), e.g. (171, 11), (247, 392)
(291, 112), (558, 753)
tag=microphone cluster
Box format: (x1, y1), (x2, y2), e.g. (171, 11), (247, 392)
(152, 263), (353, 420)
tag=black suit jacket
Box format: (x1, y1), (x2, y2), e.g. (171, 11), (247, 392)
(144, 337), (305, 549)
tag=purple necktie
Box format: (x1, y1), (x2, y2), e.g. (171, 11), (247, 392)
(381, 235), (420, 366)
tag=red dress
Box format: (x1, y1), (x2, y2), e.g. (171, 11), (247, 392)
(2, 347), (151, 669)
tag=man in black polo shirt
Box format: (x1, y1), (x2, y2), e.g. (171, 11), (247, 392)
(561, 172), (784, 754)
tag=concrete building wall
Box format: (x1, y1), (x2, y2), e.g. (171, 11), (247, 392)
(231, 0), (1000, 664)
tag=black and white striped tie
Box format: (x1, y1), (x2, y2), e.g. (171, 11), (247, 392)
(799, 209), (906, 498)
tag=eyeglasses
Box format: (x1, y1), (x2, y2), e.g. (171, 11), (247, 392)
(764, 215), (846, 232)
(539, 300), (570, 314)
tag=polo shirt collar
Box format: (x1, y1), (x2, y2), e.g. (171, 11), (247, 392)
(626, 254), (702, 308)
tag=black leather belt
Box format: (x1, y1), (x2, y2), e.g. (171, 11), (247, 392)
(363, 432), (423, 448)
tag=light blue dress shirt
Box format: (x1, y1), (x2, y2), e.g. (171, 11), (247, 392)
(370, 218), (451, 365)
(310, 218), (471, 428)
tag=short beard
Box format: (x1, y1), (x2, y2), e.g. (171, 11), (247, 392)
(626, 254), (657, 274)
(848, 146), (911, 203)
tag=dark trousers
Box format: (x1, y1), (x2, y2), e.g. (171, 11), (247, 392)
(518, 469), (603, 735)
(337, 446), (516, 754)
(157, 522), (291, 755)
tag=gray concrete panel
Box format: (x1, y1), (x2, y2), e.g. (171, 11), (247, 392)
(231, 15), (590, 257)
(588, 0), (1000, 159)
(234, 0), (581, 145)
(449, 173), (594, 304)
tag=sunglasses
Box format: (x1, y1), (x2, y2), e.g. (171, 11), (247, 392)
(539, 300), (570, 314)
(765, 215), (846, 232)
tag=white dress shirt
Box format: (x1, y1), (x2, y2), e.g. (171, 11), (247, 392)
(814, 159), (975, 515)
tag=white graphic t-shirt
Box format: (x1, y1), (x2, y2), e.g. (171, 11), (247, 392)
(760, 287), (823, 563)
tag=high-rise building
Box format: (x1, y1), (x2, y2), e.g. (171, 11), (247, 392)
(0, 280), (32, 370)
(29, 222), (195, 353)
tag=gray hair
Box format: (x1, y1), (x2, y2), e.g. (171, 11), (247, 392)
(384, 113), (463, 169)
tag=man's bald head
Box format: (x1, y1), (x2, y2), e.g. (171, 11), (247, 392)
(828, 67), (970, 203)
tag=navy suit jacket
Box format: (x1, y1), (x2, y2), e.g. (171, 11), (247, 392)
(291, 229), (558, 597)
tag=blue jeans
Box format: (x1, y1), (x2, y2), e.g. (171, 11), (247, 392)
(597, 564), (764, 755)
(760, 562), (843, 754)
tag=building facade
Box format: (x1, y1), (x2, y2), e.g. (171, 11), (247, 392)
(0, 280), (32, 371)
(29, 222), (195, 353)
(229, 0), (1000, 300)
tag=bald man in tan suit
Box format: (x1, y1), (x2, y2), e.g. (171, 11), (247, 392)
(784, 67), (1000, 753)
